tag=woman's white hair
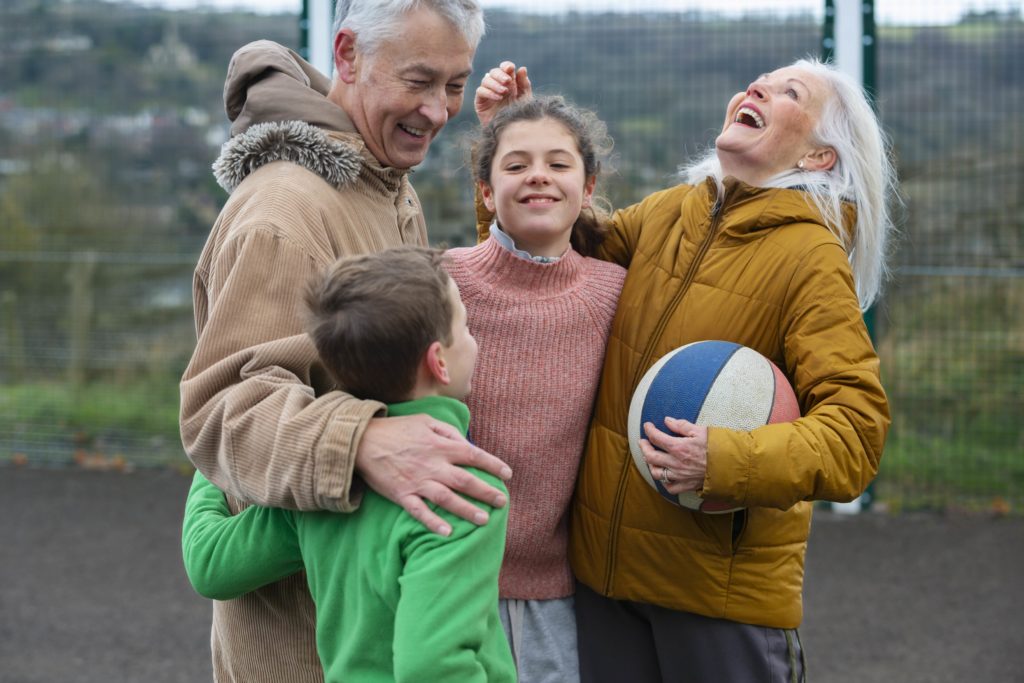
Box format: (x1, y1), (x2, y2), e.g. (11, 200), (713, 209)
(332, 0), (485, 55)
(682, 58), (899, 311)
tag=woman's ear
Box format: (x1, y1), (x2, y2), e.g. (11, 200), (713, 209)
(334, 29), (359, 84)
(479, 181), (496, 213)
(802, 146), (837, 172)
(424, 341), (451, 385)
(582, 175), (597, 209)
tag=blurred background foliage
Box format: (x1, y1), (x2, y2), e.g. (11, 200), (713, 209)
(0, 0), (1020, 513)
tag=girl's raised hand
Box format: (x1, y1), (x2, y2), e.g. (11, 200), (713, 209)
(475, 61), (533, 126)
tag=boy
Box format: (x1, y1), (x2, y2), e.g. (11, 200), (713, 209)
(181, 247), (515, 683)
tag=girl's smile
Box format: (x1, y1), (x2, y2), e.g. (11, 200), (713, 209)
(480, 118), (595, 259)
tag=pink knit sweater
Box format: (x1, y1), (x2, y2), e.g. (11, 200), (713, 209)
(445, 236), (626, 599)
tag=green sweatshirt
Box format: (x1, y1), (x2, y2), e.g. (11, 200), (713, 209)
(181, 395), (515, 683)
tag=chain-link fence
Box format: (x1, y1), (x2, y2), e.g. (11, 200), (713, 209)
(874, 9), (1023, 511)
(0, 250), (195, 467)
(1, 0), (1020, 511)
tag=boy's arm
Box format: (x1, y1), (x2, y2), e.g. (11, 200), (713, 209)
(393, 471), (515, 683)
(181, 471), (304, 600)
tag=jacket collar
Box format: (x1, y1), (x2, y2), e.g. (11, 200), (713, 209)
(694, 176), (856, 246)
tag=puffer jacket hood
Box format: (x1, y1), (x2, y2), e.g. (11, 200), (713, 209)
(212, 41), (367, 194)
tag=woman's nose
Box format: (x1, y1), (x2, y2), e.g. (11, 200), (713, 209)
(746, 82), (766, 100)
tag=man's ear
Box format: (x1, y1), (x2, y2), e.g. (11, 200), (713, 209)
(424, 341), (451, 385)
(334, 29), (359, 84)
(479, 181), (496, 213)
(802, 146), (837, 172)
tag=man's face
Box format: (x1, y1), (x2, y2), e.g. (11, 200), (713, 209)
(337, 7), (474, 169)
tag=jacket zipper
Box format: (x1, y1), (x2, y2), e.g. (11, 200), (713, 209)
(602, 187), (729, 595)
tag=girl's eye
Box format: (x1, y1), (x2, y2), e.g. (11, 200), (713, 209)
(505, 163), (526, 172)
(551, 163), (570, 170)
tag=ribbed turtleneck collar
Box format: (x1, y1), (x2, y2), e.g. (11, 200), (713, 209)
(489, 223), (563, 264)
(455, 236), (586, 298)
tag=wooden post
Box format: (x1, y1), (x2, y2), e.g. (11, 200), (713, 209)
(67, 251), (98, 392)
(2, 289), (25, 384)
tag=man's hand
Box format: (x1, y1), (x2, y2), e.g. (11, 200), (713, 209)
(475, 61), (533, 127)
(356, 415), (513, 536)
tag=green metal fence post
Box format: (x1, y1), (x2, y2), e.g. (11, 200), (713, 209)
(823, 0), (878, 513)
(301, 0), (336, 77)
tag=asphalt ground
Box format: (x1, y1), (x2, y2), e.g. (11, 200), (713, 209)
(1, 466), (1021, 682)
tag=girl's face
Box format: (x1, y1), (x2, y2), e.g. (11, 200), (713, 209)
(480, 118), (596, 258)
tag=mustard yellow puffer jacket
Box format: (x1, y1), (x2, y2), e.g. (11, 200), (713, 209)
(563, 177), (889, 629)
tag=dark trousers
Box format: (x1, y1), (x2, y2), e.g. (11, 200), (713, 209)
(575, 581), (805, 683)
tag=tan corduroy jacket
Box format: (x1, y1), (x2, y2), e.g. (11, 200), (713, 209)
(180, 42), (426, 682)
(570, 178), (889, 629)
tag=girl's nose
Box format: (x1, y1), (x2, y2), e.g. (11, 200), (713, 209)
(526, 167), (550, 184)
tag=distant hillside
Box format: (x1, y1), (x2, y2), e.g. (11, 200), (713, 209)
(0, 0), (1020, 255)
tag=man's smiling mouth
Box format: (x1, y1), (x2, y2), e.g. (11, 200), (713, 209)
(398, 123), (427, 137)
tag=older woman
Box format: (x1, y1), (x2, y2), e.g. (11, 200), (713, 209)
(476, 58), (896, 682)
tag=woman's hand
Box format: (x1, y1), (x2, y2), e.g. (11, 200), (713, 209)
(475, 61), (532, 127)
(640, 417), (708, 494)
(355, 415), (512, 536)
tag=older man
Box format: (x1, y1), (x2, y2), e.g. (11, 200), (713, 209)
(179, 1), (510, 680)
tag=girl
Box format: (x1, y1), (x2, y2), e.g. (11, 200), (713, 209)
(445, 96), (625, 683)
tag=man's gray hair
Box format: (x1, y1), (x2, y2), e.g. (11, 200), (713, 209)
(332, 0), (485, 54)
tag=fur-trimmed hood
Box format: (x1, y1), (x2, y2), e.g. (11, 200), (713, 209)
(212, 41), (370, 194)
(213, 120), (363, 193)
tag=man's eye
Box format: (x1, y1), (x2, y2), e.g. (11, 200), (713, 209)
(447, 83), (466, 94)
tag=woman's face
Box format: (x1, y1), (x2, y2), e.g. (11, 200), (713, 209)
(480, 118), (595, 259)
(716, 66), (832, 185)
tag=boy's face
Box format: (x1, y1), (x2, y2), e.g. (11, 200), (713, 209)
(439, 278), (478, 400)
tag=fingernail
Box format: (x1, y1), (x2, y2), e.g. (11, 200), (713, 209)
(500, 466), (513, 480)
(474, 511), (488, 525)
(493, 493), (507, 507)
(437, 523), (452, 537)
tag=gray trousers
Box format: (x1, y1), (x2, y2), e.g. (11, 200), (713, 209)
(575, 582), (806, 683)
(499, 596), (580, 683)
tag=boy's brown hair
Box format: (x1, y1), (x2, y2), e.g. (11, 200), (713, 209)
(305, 246), (454, 404)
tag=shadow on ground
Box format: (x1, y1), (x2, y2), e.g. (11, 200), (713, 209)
(1, 467), (1021, 682)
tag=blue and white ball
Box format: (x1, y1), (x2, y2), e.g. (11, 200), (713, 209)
(628, 340), (800, 513)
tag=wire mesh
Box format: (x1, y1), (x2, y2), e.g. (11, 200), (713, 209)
(0, 0), (1020, 511)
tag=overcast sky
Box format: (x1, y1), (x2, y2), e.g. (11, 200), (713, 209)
(112, 0), (1022, 25)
